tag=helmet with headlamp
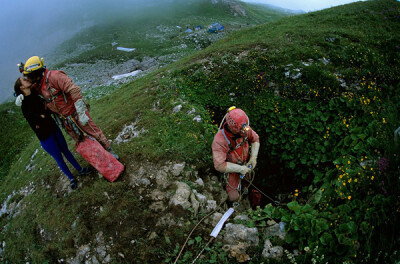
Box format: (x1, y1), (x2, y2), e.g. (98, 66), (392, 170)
(20, 56), (46, 74)
(226, 106), (250, 135)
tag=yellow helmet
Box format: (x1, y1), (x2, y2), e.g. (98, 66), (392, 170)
(23, 56), (45, 74)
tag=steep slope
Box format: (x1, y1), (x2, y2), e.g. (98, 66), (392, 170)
(0, 0), (290, 180)
(1, 0), (399, 263)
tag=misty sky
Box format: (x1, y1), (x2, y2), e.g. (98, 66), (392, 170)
(0, 0), (151, 103)
(240, 0), (366, 12)
(0, 0), (364, 103)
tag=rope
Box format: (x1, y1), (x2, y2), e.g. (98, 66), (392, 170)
(174, 168), (283, 263)
(224, 168), (256, 205)
(191, 237), (215, 264)
(173, 200), (226, 264)
(241, 174), (281, 206)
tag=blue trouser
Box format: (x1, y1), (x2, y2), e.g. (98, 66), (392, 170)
(40, 126), (82, 180)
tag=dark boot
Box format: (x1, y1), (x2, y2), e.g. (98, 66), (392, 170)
(78, 167), (92, 176)
(70, 178), (78, 190)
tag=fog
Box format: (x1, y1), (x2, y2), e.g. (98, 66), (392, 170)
(240, 0), (365, 12)
(0, 0), (166, 104)
(0, 0), (364, 104)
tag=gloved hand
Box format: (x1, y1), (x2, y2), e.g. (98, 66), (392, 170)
(15, 94), (24, 106)
(247, 142), (260, 169)
(224, 162), (251, 175)
(74, 99), (89, 126)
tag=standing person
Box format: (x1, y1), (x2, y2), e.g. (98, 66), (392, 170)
(212, 106), (261, 207)
(18, 56), (119, 160)
(14, 77), (91, 190)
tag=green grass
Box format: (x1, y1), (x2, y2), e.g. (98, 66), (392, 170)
(0, 102), (33, 180)
(1, 0), (400, 263)
(52, 0), (290, 66)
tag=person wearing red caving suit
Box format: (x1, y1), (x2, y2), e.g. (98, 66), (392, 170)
(212, 106), (261, 208)
(19, 56), (119, 160)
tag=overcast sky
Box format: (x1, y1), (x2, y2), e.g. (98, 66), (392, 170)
(241, 0), (365, 12)
(0, 0), (153, 103)
(0, 0), (365, 103)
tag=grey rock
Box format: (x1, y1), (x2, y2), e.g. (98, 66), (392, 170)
(171, 163), (185, 176)
(192, 190), (207, 204)
(195, 178), (204, 187)
(265, 222), (286, 240)
(205, 200), (217, 212)
(234, 215), (249, 222)
(193, 115), (202, 122)
(76, 245), (90, 263)
(150, 201), (165, 212)
(262, 239), (283, 260)
(169, 182), (191, 210)
(209, 212), (223, 227)
(190, 193), (200, 216)
(156, 170), (170, 189)
(223, 223), (259, 246)
(173, 105), (182, 113)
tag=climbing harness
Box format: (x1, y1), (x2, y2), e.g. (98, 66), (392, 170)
(42, 70), (68, 104)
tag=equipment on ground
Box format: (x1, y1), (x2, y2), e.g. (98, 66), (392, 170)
(76, 136), (124, 182)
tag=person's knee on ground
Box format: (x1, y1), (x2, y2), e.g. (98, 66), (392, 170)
(228, 190), (240, 202)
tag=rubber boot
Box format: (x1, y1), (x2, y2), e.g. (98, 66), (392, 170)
(78, 167), (92, 176)
(70, 178), (78, 190)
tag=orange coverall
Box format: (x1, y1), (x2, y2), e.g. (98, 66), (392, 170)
(212, 124), (260, 194)
(34, 69), (110, 149)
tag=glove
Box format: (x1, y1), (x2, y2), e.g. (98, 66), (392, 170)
(224, 162), (251, 175)
(74, 99), (90, 126)
(247, 142), (260, 169)
(15, 94), (24, 106)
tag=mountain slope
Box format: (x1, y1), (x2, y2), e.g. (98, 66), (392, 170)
(1, 0), (400, 263)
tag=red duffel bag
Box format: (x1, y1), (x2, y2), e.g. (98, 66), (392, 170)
(76, 136), (124, 182)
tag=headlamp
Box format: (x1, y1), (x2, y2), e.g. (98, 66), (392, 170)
(241, 124), (250, 134)
(17, 62), (24, 73)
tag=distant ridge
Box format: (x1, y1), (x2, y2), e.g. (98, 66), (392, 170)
(240, 0), (305, 14)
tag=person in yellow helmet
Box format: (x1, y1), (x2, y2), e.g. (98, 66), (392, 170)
(14, 77), (91, 190)
(19, 56), (119, 160)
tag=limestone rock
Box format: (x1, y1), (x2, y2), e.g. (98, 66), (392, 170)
(171, 163), (185, 176)
(223, 242), (250, 263)
(264, 222), (286, 240)
(190, 193), (200, 216)
(169, 182), (191, 210)
(262, 239), (283, 260)
(223, 223), (259, 246)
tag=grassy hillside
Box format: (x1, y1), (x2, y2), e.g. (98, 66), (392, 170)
(1, 0), (400, 263)
(51, 0), (291, 66)
(0, 0), (290, 181)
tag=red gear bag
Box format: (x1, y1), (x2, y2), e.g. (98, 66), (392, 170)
(76, 137), (124, 182)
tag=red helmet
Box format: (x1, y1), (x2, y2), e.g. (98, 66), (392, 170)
(226, 107), (249, 134)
